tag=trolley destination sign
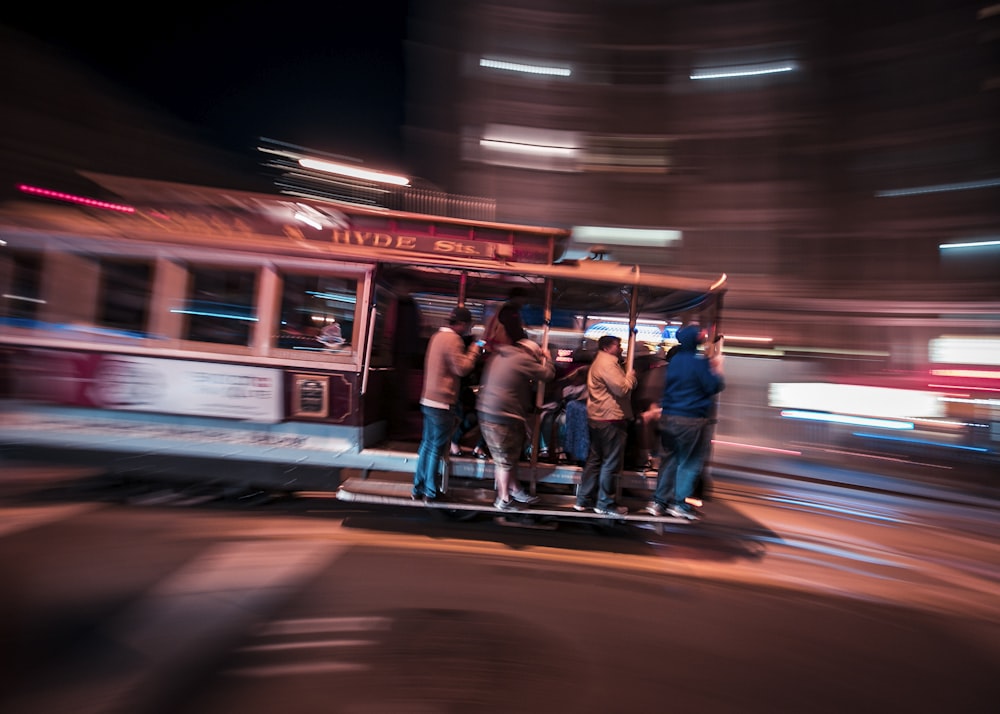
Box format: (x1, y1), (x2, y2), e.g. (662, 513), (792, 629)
(328, 230), (501, 258)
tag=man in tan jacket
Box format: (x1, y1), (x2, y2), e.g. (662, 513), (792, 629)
(575, 335), (637, 517)
(413, 306), (481, 501)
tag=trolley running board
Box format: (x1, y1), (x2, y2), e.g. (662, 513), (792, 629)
(334, 477), (696, 526)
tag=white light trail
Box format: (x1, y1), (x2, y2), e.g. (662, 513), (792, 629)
(299, 159), (410, 186)
(690, 61), (797, 80)
(480, 58), (571, 77)
(479, 139), (577, 156)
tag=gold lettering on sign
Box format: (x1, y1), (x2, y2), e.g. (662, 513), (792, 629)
(327, 230), (496, 258)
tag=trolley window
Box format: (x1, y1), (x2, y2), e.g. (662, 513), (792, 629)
(276, 272), (358, 353)
(179, 266), (257, 346)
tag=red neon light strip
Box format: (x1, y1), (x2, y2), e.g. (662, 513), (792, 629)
(17, 184), (135, 214)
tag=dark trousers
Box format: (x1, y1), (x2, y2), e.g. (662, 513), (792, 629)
(578, 420), (627, 510)
(653, 414), (710, 507)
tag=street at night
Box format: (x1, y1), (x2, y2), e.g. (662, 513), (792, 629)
(1, 459), (997, 713)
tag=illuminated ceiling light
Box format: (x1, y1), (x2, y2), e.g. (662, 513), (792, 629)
(299, 159), (410, 186)
(480, 58), (571, 77)
(17, 184), (135, 213)
(939, 239), (1000, 250)
(572, 226), (682, 247)
(690, 61), (797, 80)
(877, 178), (1000, 198)
(479, 139), (577, 157)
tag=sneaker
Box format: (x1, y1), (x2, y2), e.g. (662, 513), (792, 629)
(572, 503), (590, 512)
(449, 443), (463, 456)
(644, 501), (667, 517)
(510, 489), (540, 505)
(473, 447), (488, 459)
(667, 504), (700, 521)
(594, 504), (628, 518)
(493, 497), (520, 512)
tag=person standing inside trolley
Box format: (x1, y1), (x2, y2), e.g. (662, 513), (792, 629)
(413, 306), (481, 501)
(645, 324), (725, 521)
(576, 335), (637, 518)
(477, 338), (555, 510)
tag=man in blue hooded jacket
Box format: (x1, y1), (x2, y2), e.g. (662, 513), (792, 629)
(646, 324), (725, 520)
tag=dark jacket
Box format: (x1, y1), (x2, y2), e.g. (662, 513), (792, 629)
(660, 325), (724, 418)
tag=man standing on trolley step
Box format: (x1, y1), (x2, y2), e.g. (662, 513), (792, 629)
(576, 335), (637, 517)
(413, 306), (481, 501)
(646, 324), (725, 521)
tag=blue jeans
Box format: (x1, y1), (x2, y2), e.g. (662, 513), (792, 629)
(414, 405), (456, 499)
(578, 420), (627, 510)
(653, 414), (710, 507)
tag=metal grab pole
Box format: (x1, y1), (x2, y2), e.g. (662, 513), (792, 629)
(529, 277), (555, 492)
(625, 279), (639, 373)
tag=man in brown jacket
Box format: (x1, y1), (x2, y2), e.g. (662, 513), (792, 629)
(575, 335), (637, 517)
(413, 306), (481, 501)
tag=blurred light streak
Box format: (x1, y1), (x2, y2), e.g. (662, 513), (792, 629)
(479, 139), (578, 156)
(940, 396), (1000, 407)
(725, 335), (774, 343)
(690, 61), (798, 80)
(168, 309), (259, 322)
(781, 346), (889, 357)
(306, 290), (357, 304)
(876, 177), (1000, 197)
(480, 58), (571, 77)
(713, 439), (801, 456)
(817, 446), (952, 469)
(929, 383), (1000, 393)
(758, 501), (913, 528)
(931, 369), (1000, 380)
(3, 293), (46, 304)
(929, 336), (1000, 366)
(572, 226), (681, 247)
(853, 432), (990, 453)
(939, 239), (1000, 250)
(781, 410), (915, 430)
(17, 184), (135, 213)
(771, 383), (943, 419)
(298, 159), (410, 186)
(293, 211), (322, 230)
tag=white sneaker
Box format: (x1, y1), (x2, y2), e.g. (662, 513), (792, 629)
(511, 489), (539, 505)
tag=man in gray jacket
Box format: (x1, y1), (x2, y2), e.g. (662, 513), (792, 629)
(477, 338), (556, 510)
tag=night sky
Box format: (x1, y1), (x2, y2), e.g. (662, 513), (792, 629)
(2, 2), (410, 171)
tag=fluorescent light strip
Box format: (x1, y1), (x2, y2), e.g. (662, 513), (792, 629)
(299, 159), (409, 186)
(780, 410), (914, 430)
(572, 226), (681, 247)
(939, 239), (1000, 250)
(877, 178), (1000, 198)
(480, 58), (571, 77)
(690, 61), (797, 80)
(479, 139), (577, 157)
